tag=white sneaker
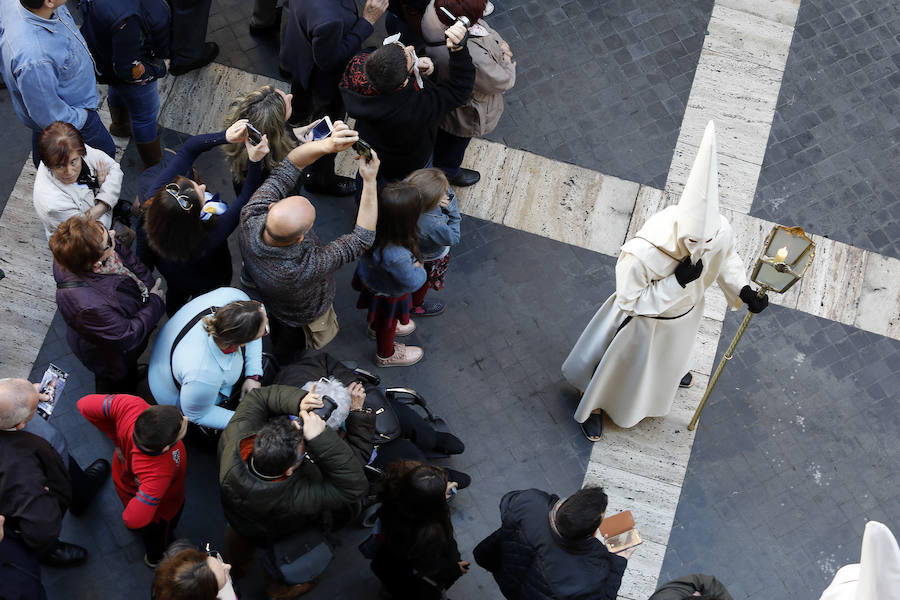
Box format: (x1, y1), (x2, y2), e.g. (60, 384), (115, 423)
(367, 319), (416, 338)
(376, 343), (424, 367)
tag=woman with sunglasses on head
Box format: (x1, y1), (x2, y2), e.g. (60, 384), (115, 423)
(151, 540), (236, 600)
(148, 287), (268, 430)
(136, 119), (270, 316)
(50, 215), (166, 393)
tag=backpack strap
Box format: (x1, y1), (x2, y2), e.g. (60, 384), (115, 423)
(170, 307), (216, 389)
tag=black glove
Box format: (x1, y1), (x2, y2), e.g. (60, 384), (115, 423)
(674, 257), (703, 288)
(740, 285), (769, 313)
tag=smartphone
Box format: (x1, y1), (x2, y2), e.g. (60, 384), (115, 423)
(311, 116), (334, 141)
(353, 139), (373, 161)
(313, 395), (337, 421)
(246, 123), (263, 144)
(38, 364), (69, 420)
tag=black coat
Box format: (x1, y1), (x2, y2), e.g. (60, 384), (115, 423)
(474, 489), (627, 600)
(339, 46), (475, 181)
(648, 574), (734, 600)
(0, 431), (72, 553)
(281, 0), (373, 97)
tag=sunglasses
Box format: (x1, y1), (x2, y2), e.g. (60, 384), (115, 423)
(102, 228), (114, 252)
(165, 183), (193, 211)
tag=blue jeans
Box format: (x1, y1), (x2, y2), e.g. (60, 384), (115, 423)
(108, 81), (160, 143)
(31, 109), (115, 168)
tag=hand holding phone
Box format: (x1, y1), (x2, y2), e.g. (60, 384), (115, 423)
(353, 139), (373, 161)
(312, 395), (338, 422)
(246, 123), (263, 145)
(311, 116), (334, 141)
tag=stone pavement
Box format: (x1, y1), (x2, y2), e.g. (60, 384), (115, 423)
(1, 0), (899, 599)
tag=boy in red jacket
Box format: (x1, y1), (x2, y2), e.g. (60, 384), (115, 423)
(77, 394), (188, 567)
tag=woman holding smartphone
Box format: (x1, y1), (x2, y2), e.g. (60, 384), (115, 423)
(136, 119), (270, 315)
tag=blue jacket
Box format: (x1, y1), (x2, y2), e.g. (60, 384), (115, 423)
(356, 245), (426, 297)
(0, 2), (99, 130)
(281, 0), (373, 97)
(80, 0), (170, 84)
(418, 187), (461, 261)
(148, 288), (264, 430)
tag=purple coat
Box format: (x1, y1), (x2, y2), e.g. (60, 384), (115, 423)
(53, 239), (165, 381)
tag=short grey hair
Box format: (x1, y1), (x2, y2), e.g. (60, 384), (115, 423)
(301, 377), (351, 430)
(0, 378), (38, 429)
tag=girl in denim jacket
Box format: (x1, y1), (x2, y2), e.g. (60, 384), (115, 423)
(405, 168), (462, 316)
(354, 183), (427, 367)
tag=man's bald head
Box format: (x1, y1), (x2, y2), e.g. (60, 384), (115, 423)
(0, 378), (39, 430)
(264, 196), (316, 245)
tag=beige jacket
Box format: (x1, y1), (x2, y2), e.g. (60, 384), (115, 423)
(421, 2), (516, 138)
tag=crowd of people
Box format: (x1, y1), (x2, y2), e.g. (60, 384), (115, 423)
(0, 0), (763, 599)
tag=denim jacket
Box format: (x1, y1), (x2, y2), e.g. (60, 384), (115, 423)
(0, 3), (99, 130)
(418, 187), (462, 261)
(356, 245), (427, 297)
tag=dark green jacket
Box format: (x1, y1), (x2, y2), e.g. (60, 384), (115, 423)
(648, 574), (734, 600)
(217, 384), (368, 544)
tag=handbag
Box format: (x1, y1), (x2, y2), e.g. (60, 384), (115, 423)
(302, 305), (339, 350)
(363, 387), (402, 445)
(270, 528), (333, 585)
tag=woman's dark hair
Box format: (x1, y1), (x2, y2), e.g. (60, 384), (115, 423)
(377, 461), (453, 557)
(364, 44), (409, 93)
(435, 0), (488, 25)
(20, 0), (46, 11)
(404, 168), (449, 213)
(252, 417), (304, 477)
(37, 121), (87, 169)
(555, 486), (609, 540)
(151, 540), (219, 600)
(135, 405), (184, 452)
(370, 182), (422, 263)
(201, 300), (264, 347)
(48, 215), (106, 274)
(145, 176), (214, 262)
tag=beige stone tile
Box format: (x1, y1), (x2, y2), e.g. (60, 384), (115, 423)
(665, 143), (761, 214)
(692, 316), (725, 375)
(794, 236), (867, 324)
(705, 4), (795, 71)
(0, 288), (56, 379)
(677, 49), (783, 168)
(158, 64), (284, 136)
(455, 139), (523, 224)
(717, 0), (801, 27)
(854, 252), (900, 338)
(616, 538), (666, 600)
(625, 185), (669, 241)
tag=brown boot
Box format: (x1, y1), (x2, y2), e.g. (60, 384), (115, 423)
(136, 136), (162, 170)
(107, 102), (131, 138)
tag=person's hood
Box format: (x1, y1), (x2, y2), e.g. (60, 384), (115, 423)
(857, 521), (900, 600)
(634, 120), (721, 262)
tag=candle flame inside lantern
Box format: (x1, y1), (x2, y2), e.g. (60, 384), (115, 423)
(774, 246), (788, 262)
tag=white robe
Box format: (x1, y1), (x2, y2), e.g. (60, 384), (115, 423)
(563, 212), (747, 427)
(819, 521), (900, 600)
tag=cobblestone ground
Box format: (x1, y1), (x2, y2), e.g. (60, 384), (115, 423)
(752, 0), (900, 260)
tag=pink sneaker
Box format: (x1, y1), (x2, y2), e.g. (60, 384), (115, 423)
(367, 320), (416, 339)
(376, 343), (424, 367)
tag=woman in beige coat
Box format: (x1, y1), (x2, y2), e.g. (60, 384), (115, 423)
(421, 0), (516, 186)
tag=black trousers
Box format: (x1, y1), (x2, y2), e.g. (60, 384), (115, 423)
(94, 362), (140, 396)
(169, 0), (213, 65)
(134, 503), (184, 563)
(0, 536), (45, 600)
(288, 80), (346, 180)
(373, 401), (438, 469)
(268, 312), (308, 367)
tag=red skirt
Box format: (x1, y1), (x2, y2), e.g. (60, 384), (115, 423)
(423, 254), (451, 291)
(352, 273), (412, 326)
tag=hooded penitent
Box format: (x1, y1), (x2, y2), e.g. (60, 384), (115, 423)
(819, 521), (900, 600)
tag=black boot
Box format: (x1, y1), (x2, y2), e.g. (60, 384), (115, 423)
(41, 541), (88, 567)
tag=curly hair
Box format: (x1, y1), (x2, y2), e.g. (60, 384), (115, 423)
(223, 85), (294, 185)
(144, 176), (214, 262)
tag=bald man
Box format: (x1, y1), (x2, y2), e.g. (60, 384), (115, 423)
(239, 121), (379, 364)
(0, 378), (107, 575)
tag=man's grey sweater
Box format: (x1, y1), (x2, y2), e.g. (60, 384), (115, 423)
(239, 158), (375, 327)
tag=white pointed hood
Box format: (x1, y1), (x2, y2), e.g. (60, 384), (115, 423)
(631, 120), (722, 262)
(857, 521), (900, 600)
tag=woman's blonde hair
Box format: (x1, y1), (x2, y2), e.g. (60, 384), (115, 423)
(223, 85), (294, 184)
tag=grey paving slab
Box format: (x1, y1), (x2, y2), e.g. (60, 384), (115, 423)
(658, 304), (900, 599)
(33, 126), (601, 599)
(752, 0), (900, 260)
(207, 0), (714, 189)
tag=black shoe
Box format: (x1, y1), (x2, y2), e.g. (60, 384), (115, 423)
(679, 372), (693, 388)
(433, 431), (465, 455)
(580, 412), (604, 441)
(84, 458), (111, 485)
(443, 468), (471, 491)
(69, 458), (110, 515)
(303, 173), (356, 196)
(249, 10), (281, 36)
(42, 541), (88, 567)
(169, 42), (220, 76)
(449, 167), (480, 187)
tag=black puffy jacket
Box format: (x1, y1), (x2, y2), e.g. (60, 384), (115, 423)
(473, 489), (627, 600)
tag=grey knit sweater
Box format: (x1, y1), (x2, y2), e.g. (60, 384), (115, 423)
(239, 158), (375, 326)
